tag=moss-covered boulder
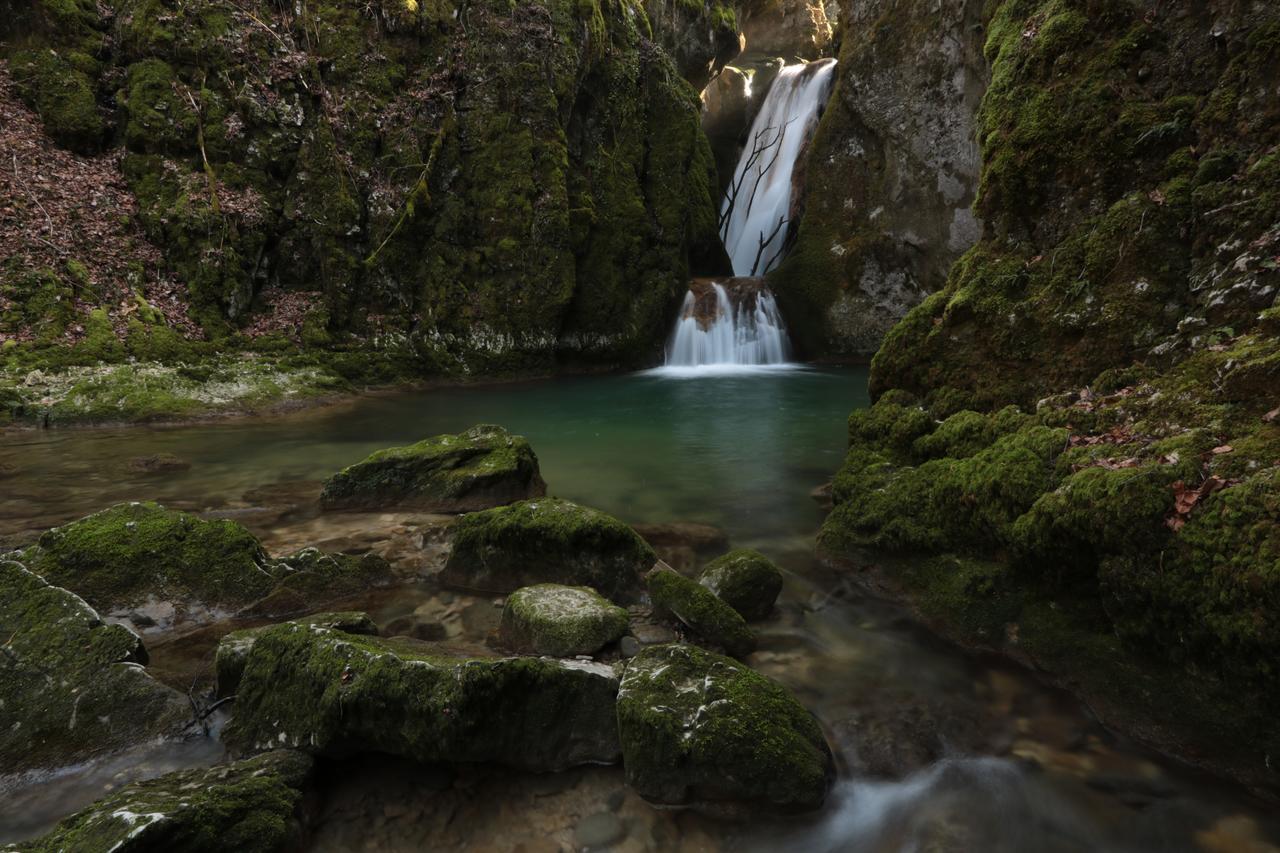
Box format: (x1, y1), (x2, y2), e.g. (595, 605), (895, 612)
(320, 425), (546, 512)
(440, 499), (655, 603)
(19, 750), (314, 853)
(697, 549), (783, 621)
(0, 560), (188, 774)
(214, 612), (379, 699)
(646, 565), (755, 658)
(17, 503), (392, 630)
(499, 584), (629, 657)
(616, 644), (833, 811)
(224, 622), (622, 770)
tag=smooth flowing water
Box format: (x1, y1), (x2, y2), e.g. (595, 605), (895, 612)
(663, 282), (792, 369)
(720, 59), (837, 277)
(1, 368), (1277, 851)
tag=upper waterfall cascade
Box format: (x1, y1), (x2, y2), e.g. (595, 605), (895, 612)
(720, 59), (837, 277)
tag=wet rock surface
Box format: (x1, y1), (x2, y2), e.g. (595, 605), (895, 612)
(214, 611), (380, 699)
(499, 584), (629, 658)
(616, 644), (834, 811)
(646, 565), (756, 658)
(225, 622), (622, 771)
(320, 425), (546, 513)
(441, 498), (655, 603)
(698, 548), (783, 621)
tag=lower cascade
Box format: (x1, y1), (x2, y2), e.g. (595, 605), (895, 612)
(664, 279), (791, 368)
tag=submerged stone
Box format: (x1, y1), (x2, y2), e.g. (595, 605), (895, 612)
(214, 612), (379, 699)
(646, 565), (755, 658)
(0, 560), (188, 774)
(440, 498), (655, 603)
(20, 750), (314, 852)
(17, 503), (392, 631)
(698, 548), (784, 621)
(616, 644), (833, 811)
(320, 425), (546, 512)
(224, 623), (622, 770)
(499, 584), (629, 657)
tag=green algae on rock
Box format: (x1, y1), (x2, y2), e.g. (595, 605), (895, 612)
(0, 560), (188, 774)
(440, 498), (655, 603)
(697, 548), (783, 621)
(214, 612), (380, 699)
(18, 503), (393, 631)
(320, 424), (546, 512)
(499, 584), (629, 657)
(616, 644), (833, 811)
(17, 750), (314, 853)
(646, 565), (755, 658)
(224, 622), (622, 770)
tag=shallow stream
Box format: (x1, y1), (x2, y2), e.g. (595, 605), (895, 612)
(1, 366), (1277, 851)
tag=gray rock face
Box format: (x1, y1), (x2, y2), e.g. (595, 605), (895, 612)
(499, 584), (629, 657)
(769, 0), (989, 359)
(21, 750), (314, 853)
(224, 622), (622, 771)
(320, 425), (546, 513)
(616, 644), (834, 811)
(0, 560), (188, 774)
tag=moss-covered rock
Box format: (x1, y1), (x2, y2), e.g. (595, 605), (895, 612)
(646, 565), (755, 658)
(440, 498), (655, 603)
(499, 584), (629, 657)
(697, 548), (783, 621)
(320, 424), (546, 512)
(18, 503), (392, 630)
(224, 622), (622, 770)
(616, 643), (833, 810)
(18, 750), (314, 852)
(214, 611), (379, 699)
(0, 559), (188, 774)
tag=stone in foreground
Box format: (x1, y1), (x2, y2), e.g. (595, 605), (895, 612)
(320, 424), (545, 512)
(21, 750), (313, 852)
(214, 611), (379, 698)
(440, 498), (655, 603)
(646, 565), (755, 658)
(617, 644), (833, 811)
(224, 622), (621, 770)
(698, 548), (784, 621)
(0, 560), (188, 774)
(499, 584), (629, 657)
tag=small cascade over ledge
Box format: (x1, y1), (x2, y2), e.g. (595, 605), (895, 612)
(660, 278), (794, 373)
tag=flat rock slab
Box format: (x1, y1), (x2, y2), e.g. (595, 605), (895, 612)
(224, 622), (622, 771)
(440, 498), (655, 603)
(499, 584), (629, 657)
(320, 424), (545, 512)
(617, 644), (833, 811)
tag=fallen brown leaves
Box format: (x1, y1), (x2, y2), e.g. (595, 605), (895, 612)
(1167, 476), (1238, 532)
(0, 63), (198, 343)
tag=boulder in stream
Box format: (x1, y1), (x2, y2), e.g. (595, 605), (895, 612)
(224, 622), (622, 770)
(319, 424), (545, 512)
(646, 565), (755, 658)
(616, 644), (834, 811)
(214, 611), (380, 698)
(20, 750), (314, 852)
(0, 559), (188, 774)
(440, 498), (654, 603)
(499, 584), (629, 657)
(698, 548), (783, 621)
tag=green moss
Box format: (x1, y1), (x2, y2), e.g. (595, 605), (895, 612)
(441, 498), (655, 603)
(617, 643), (833, 810)
(122, 58), (200, 153)
(499, 583), (629, 657)
(22, 751), (314, 852)
(214, 611), (378, 698)
(8, 48), (105, 150)
(647, 565), (755, 658)
(697, 548), (783, 621)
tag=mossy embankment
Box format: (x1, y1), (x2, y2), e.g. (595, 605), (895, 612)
(0, 0), (730, 424)
(821, 0), (1280, 795)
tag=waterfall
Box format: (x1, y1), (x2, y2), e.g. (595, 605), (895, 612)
(721, 59), (837, 277)
(660, 281), (793, 372)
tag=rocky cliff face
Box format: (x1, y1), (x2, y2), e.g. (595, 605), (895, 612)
(1, 0), (725, 373)
(822, 0), (1280, 793)
(768, 0), (988, 360)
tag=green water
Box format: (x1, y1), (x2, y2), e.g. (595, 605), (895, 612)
(0, 365), (867, 548)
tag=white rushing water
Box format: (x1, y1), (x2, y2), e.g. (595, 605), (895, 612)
(721, 58), (837, 277)
(660, 282), (794, 373)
